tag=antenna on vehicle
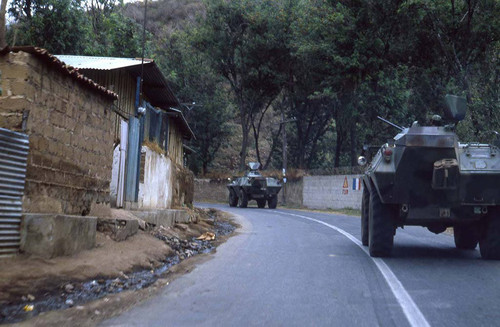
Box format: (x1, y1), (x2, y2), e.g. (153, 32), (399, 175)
(377, 116), (404, 131)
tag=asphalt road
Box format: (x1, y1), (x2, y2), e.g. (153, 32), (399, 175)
(102, 203), (500, 327)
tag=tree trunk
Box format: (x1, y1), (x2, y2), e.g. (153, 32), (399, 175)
(263, 124), (282, 170)
(202, 161), (208, 176)
(239, 116), (250, 171)
(0, 0), (8, 48)
(350, 123), (357, 167)
(334, 126), (344, 168)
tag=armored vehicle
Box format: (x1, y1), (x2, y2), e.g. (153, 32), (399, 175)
(227, 162), (281, 209)
(359, 95), (500, 259)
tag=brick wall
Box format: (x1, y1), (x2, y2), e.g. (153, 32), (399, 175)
(0, 51), (115, 215)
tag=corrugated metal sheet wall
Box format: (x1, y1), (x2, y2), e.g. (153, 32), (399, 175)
(0, 128), (29, 258)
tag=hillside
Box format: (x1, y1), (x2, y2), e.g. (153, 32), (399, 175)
(123, 0), (204, 39)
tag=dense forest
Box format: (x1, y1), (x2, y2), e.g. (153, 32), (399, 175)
(5, 0), (500, 176)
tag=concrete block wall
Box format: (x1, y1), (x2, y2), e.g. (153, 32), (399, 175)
(194, 175), (362, 210)
(303, 175), (363, 210)
(0, 51), (115, 215)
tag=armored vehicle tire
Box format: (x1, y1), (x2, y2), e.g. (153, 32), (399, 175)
(229, 192), (238, 207)
(268, 195), (278, 209)
(361, 185), (370, 246)
(368, 189), (395, 257)
(479, 207), (500, 260)
(238, 190), (248, 208)
(454, 225), (479, 250)
(257, 199), (266, 208)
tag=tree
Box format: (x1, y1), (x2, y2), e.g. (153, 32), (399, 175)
(156, 30), (233, 175)
(401, 0), (500, 140)
(0, 0), (8, 48)
(192, 0), (287, 171)
(7, 0), (145, 57)
(83, 0), (145, 57)
(8, 0), (89, 54)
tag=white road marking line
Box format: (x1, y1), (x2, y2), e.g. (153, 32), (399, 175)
(278, 211), (431, 327)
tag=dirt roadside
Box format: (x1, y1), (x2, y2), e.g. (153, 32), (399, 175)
(0, 207), (237, 326)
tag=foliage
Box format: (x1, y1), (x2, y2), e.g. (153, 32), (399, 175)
(7, 0), (145, 57)
(156, 30), (234, 175)
(190, 0), (289, 171)
(6, 0), (499, 175)
(83, 0), (145, 57)
(8, 0), (88, 53)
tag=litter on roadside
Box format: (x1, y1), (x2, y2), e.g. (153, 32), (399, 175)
(196, 232), (216, 241)
(23, 305), (34, 312)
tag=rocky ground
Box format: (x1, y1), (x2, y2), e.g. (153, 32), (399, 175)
(0, 208), (236, 327)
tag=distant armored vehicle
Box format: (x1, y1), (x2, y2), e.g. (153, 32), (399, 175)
(227, 162), (281, 209)
(359, 95), (500, 259)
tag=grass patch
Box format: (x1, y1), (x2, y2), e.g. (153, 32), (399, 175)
(143, 140), (166, 155)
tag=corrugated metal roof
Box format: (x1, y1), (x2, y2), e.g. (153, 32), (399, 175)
(54, 55), (195, 140)
(55, 55), (180, 110)
(55, 55), (154, 70)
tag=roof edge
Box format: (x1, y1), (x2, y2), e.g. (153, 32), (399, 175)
(167, 107), (196, 140)
(0, 46), (118, 100)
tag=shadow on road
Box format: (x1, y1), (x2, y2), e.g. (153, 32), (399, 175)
(389, 244), (481, 260)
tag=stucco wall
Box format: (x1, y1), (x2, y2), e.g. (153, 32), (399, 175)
(138, 146), (173, 209)
(110, 145), (120, 206)
(137, 146), (194, 209)
(0, 51), (115, 215)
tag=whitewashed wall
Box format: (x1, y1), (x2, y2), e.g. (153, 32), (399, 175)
(138, 146), (174, 209)
(110, 146), (120, 207)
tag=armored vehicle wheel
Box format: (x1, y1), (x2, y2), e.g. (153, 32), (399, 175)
(229, 192), (238, 207)
(361, 185), (370, 246)
(479, 207), (500, 260)
(368, 189), (396, 257)
(238, 190), (248, 208)
(268, 195), (278, 209)
(257, 199), (266, 208)
(454, 224), (479, 250)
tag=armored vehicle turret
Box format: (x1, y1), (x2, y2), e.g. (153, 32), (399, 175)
(359, 95), (500, 259)
(227, 162), (281, 209)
